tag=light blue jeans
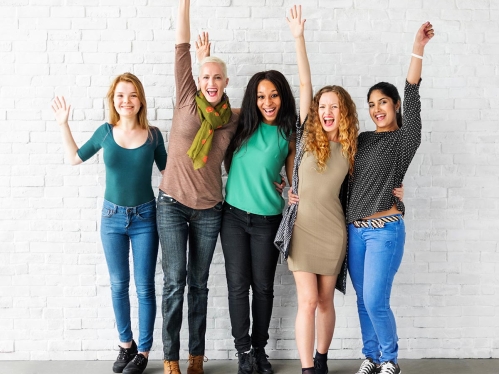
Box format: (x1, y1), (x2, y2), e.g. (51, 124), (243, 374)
(100, 199), (158, 353)
(348, 215), (405, 364)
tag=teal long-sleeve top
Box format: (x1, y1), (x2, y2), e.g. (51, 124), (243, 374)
(77, 123), (167, 207)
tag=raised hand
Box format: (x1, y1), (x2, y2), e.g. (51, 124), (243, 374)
(414, 21), (435, 48)
(195, 31), (211, 62)
(286, 4), (306, 39)
(51, 96), (71, 126)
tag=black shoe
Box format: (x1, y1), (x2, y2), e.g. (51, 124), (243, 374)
(313, 351), (328, 374)
(113, 340), (138, 373)
(123, 353), (148, 374)
(378, 361), (400, 374)
(237, 351), (254, 374)
(251, 347), (273, 374)
(355, 358), (379, 374)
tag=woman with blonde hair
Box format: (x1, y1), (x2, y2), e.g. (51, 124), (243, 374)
(157, 1), (240, 373)
(51, 72), (167, 374)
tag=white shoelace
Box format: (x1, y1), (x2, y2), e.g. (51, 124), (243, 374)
(356, 359), (377, 374)
(379, 361), (398, 374)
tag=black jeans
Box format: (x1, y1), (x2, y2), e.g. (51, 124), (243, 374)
(220, 202), (282, 353)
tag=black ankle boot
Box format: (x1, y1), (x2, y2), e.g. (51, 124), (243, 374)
(113, 340), (137, 373)
(237, 351), (254, 374)
(251, 347), (273, 374)
(313, 351), (328, 374)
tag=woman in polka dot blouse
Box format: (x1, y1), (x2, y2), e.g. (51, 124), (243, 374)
(347, 22), (435, 374)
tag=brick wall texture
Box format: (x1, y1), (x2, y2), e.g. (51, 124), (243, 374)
(1, 0), (498, 361)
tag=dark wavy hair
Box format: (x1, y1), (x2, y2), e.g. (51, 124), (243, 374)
(367, 82), (402, 128)
(225, 70), (296, 170)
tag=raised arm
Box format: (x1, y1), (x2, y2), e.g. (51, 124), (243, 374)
(407, 21), (434, 84)
(176, 0), (190, 45)
(287, 5), (312, 123)
(51, 96), (82, 165)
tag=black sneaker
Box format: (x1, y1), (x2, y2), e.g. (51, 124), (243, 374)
(251, 347), (273, 374)
(113, 340), (138, 373)
(313, 352), (328, 374)
(355, 358), (378, 374)
(378, 361), (400, 374)
(123, 353), (148, 374)
(237, 351), (254, 374)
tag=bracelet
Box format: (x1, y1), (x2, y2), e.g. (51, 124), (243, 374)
(411, 53), (423, 60)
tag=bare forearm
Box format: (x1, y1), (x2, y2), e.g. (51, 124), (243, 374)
(176, 0), (190, 45)
(295, 36), (313, 120)
(407, 42), (424, 85)
(60, 124), (82, 165)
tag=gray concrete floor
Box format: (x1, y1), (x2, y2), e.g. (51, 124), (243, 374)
(1, 359), (498, 374)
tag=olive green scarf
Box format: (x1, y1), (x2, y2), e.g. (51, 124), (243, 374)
(187, 91), (232, 169)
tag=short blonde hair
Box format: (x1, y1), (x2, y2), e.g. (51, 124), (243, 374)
(199, 56), (228, 79)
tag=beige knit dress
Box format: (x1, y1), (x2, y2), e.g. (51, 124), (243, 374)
(288, 141), (349, 275)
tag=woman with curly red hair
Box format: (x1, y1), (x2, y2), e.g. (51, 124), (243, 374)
(278, 5), (404, 374)
(282, 5), (358, 374)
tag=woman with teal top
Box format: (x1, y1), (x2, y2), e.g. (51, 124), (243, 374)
(221, 70), (296, 374)
(51, 73), (166, 374)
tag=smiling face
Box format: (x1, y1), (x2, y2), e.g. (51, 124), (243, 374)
(198, 62), (229, 106)
(368, 89), (400, 132)
(318, 91), (341, 140)
(256, 79), (281, 125)
(113, 81), (141, 119)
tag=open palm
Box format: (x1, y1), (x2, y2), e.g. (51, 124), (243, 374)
(287, 5), (306, 39)
(51, 96), (71, 126)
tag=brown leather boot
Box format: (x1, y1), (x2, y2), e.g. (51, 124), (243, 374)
(187, 354), (207, 374)
(164, 360), (181, 374)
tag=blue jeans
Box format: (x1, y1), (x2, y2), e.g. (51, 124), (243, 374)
(220, 202), (281, 353)
(100, 199), (158, 353)
(156, 190), (222, 360)
(347, 215), (405, 364)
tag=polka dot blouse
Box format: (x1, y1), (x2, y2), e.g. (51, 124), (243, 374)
(347, 80), (422, 223)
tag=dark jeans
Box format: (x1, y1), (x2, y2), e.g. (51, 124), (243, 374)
(220, 202), (281, 353)
(100, 199), (158, 353)
(156, 190), (222, 361)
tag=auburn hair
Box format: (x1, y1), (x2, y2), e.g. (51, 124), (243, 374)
(106, 72), (150, 131)
(304, 85), (358, 174)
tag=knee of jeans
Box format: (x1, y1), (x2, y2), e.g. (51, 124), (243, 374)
(251, 282), (274, 298)
(163, 278), (186, 296)
(363, 292), (388, 315)
(135, 283), (156, 300)
(188, 284), (208, 294)
(110, 279), (129, 297)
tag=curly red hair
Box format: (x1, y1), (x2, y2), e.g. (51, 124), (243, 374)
(304, 85), (358, 174)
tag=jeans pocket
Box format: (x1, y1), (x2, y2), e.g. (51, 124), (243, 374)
(137, 208), (156, 221)
(102, 208), (115, 218)
(158, 192), (177, 205)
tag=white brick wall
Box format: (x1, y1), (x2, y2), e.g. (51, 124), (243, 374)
(1, 0), (498, 361)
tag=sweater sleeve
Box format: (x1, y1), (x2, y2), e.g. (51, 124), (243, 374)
(397, 80), (422, 184)
(175, 43), (197, 109)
